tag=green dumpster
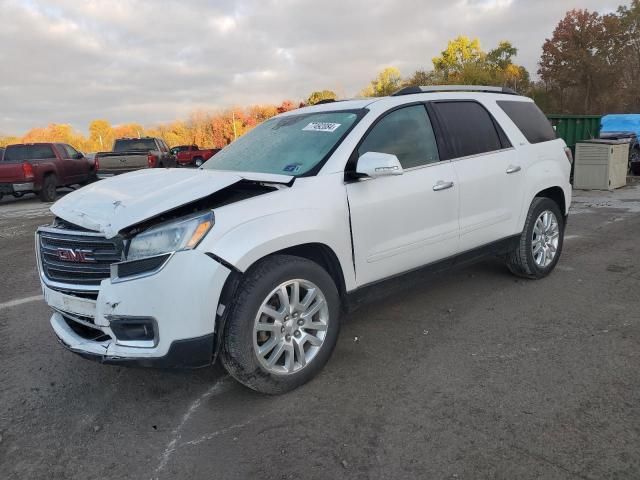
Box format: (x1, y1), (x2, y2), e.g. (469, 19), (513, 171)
(546, 115), (602, 149)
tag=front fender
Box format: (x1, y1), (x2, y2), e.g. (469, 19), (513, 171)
(200, 207), (357, 291)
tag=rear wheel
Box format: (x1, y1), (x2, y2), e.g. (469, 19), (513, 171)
(221, 255), (341, 394)
(39, 174), (57, 202)
(630, 147), (639, 175)
(506, 197), (564, 279)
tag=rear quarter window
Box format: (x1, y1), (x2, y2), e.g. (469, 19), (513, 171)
(497, 101), (556, 144)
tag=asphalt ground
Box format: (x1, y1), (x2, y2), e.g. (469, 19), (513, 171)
(1, 185), (639, 479)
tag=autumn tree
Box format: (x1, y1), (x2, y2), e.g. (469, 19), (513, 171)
(426, 37), (529, 90)
(88, 119), (113, 152)
(432, 36), (484, 81)
(277, 100), (297, 113)
(0, 136), (20, 147)
(538, 9), (624, 113)
(306, 90), (337, 105)
(617, 0), (640, 111)
(360, 67), (402, 97)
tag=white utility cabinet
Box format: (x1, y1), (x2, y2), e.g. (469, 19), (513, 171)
(574, 140), (629, 190)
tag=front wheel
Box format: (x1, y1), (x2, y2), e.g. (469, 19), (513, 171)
(193, 157), (204, 168)
(221, 255), (341, 394)
(506, 197), (564, 279)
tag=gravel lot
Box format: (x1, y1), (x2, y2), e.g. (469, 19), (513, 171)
(1, 185), (639, 479)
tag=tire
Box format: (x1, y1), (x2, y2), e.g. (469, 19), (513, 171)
(12, 192), (23, 198)
(193, 157), (204, 168)
(506, 197), (564, 279)
(39, 174), (58, 202)
(80, 173), (97, 186)
(630, 147), (640, 175)
(221, 254), (341, 394)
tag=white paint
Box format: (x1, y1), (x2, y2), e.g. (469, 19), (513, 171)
(181, 420), (252, 448)
(155, 377), (230, 475)
(40, 92), (573, 370)
(0, 294), (43, 310)
(564, 235), (581, 241)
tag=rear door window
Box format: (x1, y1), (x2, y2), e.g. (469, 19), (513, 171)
(432, 101), (507, 159)
(497, 101), (556, 144)
(358, 105), (440, 169)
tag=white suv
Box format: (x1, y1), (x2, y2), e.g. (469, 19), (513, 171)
(36, 86), (572, 394)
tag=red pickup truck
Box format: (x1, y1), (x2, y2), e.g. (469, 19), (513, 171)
(171, 145), (220, 167)
(0, 143), (95, 202)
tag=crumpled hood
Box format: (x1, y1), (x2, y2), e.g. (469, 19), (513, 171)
(51, 168), (292, 238)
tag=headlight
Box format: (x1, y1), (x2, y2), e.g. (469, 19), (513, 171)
(126, 211), (214, 260)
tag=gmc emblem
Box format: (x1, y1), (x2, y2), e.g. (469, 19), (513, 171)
(56, 248), (96, 263)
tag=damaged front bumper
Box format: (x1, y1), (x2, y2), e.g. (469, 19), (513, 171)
(51, 311), (215, 368)
(41, 249), (231, 368)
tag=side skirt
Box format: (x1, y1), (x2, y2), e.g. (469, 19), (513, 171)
(343, 234), (520, 313)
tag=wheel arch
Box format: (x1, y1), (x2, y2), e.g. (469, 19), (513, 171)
(210, 242), (348, 365)
(40, 169), (58, 188)
(535, 186), (566, 217)
(517, 177), (571, 233)
(268, 243), (347, 299)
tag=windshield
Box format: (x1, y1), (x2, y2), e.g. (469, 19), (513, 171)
(203, 110), (363, 176)
(4, 144), (56, 161)
(113, 138), (157, 152)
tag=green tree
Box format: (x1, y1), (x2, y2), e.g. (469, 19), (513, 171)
(306, 90), (337, 105)
(402, 69), (440, 88)
(487, 41), (518, 70)
(425, 36), (529, 90)
(360, 67), (402, 97)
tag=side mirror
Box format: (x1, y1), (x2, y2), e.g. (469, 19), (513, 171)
(356, 151), (403, 178)
(74, 152), (84, 159)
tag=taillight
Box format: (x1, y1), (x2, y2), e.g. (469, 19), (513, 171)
(564, 147), (573, 164)
(22, 162), (34, 180)
(94, 156), (100, 171)
(147, 154), (157, 168)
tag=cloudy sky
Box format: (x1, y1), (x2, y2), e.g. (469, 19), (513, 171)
(0, 0), (622, 135)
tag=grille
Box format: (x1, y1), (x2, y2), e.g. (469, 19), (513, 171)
(39, 229), (124, 287)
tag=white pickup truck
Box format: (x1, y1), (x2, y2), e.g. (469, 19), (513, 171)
(36, 86), (572, 394)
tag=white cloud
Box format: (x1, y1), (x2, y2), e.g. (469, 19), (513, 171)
(0, 0), (623, 135)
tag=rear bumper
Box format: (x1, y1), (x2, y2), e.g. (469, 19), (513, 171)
(0, 182), (34, 193)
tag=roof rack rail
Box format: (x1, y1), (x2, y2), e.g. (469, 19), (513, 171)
(391, 85), (518, 96)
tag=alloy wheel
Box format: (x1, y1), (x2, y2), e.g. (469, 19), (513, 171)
(532, 210), (560, 268)
(253, 279), (329, 375)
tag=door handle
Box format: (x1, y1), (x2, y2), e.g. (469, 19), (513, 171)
(506, 165), (521, 174)
(433, 181), (454, 191)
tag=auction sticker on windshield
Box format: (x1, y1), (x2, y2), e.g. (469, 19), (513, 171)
(303, 122), (341, 133)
